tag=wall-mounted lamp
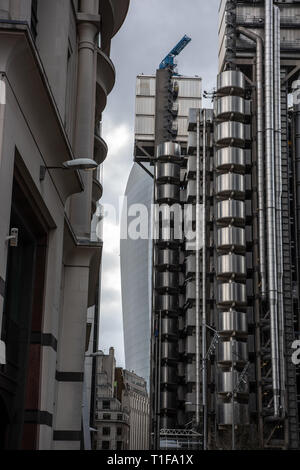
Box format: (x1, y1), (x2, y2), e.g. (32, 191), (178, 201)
(40, 158), (98, 181)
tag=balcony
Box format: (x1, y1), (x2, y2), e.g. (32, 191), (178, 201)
(96, 48), (116, 115)
(92, 178), (103, 215)
(99, 0), (130, 52)
(94, 123), (108, 165)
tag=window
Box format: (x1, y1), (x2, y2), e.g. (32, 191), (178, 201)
(117, 427), (122, 437)
(103, 427), (110, 436)
(102, 441), (110, 450)
(103, 401), (110, 410)
(103, 414), (111, 420)
(117, 441), (123, 450)
(117, 414), (123, 421)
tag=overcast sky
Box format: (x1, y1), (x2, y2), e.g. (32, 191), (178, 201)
(99, 0), (220, 367)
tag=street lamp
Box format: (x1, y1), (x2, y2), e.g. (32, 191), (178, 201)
(40, 158), (98, 181)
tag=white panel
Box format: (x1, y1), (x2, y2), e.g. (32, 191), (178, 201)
(177, 117), (188, 137)
(136, 97), (155, 116)
(178, 99), (202, 117)
(136, 76), (156, 96)
(135, 116), (155, 135)
(236, 5), (264, 19)
(173, 78), (202, 99)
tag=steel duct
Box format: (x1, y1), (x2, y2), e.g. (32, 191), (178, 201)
(202, 111), (207, 449)
(265, 0), (280, 418)
(195, 111), (201, 431)
(274, 5), (286, 416)
(215, 69), (249, 430)
(236, 27), (267, 300)
(153, 141), (182, 441)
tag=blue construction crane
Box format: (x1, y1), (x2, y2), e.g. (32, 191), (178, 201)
(159, 35), (192, 71)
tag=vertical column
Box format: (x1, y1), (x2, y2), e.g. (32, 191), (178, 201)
(214, 71), (250, 441)
(69, 1), (99, 239)
(53, 246), (96, 450)
(153, 142), (182, 443)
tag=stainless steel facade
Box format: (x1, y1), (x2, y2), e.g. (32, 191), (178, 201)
(146, 0), (300, 451)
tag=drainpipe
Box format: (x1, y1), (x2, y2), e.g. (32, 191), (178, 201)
(236, 27), (267, 301)
(274, 5), (286, 416)
(70, 0), (99, 238)
(265, 0), (280, 418)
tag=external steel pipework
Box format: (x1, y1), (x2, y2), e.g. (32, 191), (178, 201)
(274, 5), (286, 416)
(265, 0), (280, 418)
(195, 111), (201, 432)
(202, 111), (207, 450)
(236, 27), (267, 301)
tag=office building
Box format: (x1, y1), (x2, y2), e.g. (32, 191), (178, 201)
(93, 348), (149, 450)
(121, 163), (153, 388)
(93, 348), (130, 451)
(116, 368), (150, 450)
(121, 73), (202, 389)
(134, 2), (300, 450)
(0, 0), (129, 450)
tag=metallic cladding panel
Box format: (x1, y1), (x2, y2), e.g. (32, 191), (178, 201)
(157, 227), (181, 246)
(155, 184), (180, 203)
(175, 78), (202, 99)
(157, 141), (181, 160)
(135, 115), (155, 135)
(215, 121), (249, 146)
(216, 200), (246, 225)
(136, 75), (156, 96)
(218, 311), (248, 337)
(185, 308), (196, 328)
(216, 147), (246, 172)
(187, 155), (197, 176)
(218, 282), (247, 306)
(156, 249), (180, 268)
(217, 371), (249, 395)
(156, 272), (179, 292)
(187, 179), (196, 201)
(160, 391), (177, 410)
(216, 96), (247, 120)
(186, 254), (196, 276)
(186, 363), (196, 383)
(161, 342), (178, 362)
(217, 254), (246, 280)
(161, 318), (178, 338)
(217, 70), (245, 96)
(218, 340), (248, 364)
(216, 173), (245, 199)
(155, 162), (181, 183)
(135, 96), (155, 115)
(217, 226), (246, 251)
(155, 295), (178, 313)
(186, 280), (196, 302)
(217, 403), (249, 426)
(161, 366), (178, 385)
(186, 335), (196, 355)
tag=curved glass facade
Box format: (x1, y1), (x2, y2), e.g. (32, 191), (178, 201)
(120, 163), (153, 389)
